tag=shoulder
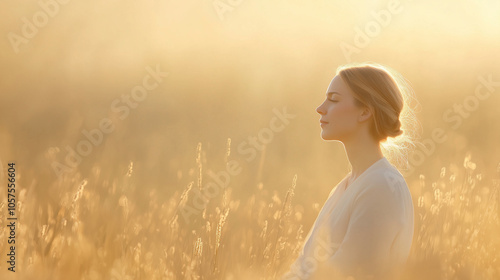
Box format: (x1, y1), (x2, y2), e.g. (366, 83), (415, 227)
(354, 165), (411, 204)
(349, 166), (413, 227)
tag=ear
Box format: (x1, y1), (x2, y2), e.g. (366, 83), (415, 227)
(358, 107), (372, 123)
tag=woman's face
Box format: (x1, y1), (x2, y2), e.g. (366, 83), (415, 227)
(316, 75), (368, 142)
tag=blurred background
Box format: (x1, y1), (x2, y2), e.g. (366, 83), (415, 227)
(1, 0), (499, 279)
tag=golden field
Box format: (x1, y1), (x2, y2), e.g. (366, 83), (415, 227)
(1, 0), (500, 279)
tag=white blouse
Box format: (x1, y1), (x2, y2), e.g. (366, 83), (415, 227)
(282, 157), (414, 279)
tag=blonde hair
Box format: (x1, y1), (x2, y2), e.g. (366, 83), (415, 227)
(336, 62), (422, 171)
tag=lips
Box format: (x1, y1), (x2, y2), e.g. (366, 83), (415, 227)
(320, 120), (328, 124)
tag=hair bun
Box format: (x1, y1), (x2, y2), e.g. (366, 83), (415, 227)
(388, 119), (403, 138)
(392, 129), (404, 137)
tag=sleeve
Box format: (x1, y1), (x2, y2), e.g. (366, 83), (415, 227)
(315, 179), (406, 279)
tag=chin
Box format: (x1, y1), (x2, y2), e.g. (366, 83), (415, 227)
(321, 130), (346, 142)
(320, 132), (337, 141)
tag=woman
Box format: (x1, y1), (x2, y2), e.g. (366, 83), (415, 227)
(282, 62), (419, 280)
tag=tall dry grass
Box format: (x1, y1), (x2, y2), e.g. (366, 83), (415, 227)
(0, 143), (499, 280)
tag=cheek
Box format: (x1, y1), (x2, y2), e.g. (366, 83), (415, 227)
(328, 104), (355, 119)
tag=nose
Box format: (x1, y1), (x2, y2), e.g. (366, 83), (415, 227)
(316, 101), (326, 115)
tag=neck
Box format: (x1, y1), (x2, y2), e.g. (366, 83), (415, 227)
(342, 134), (384, 179)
